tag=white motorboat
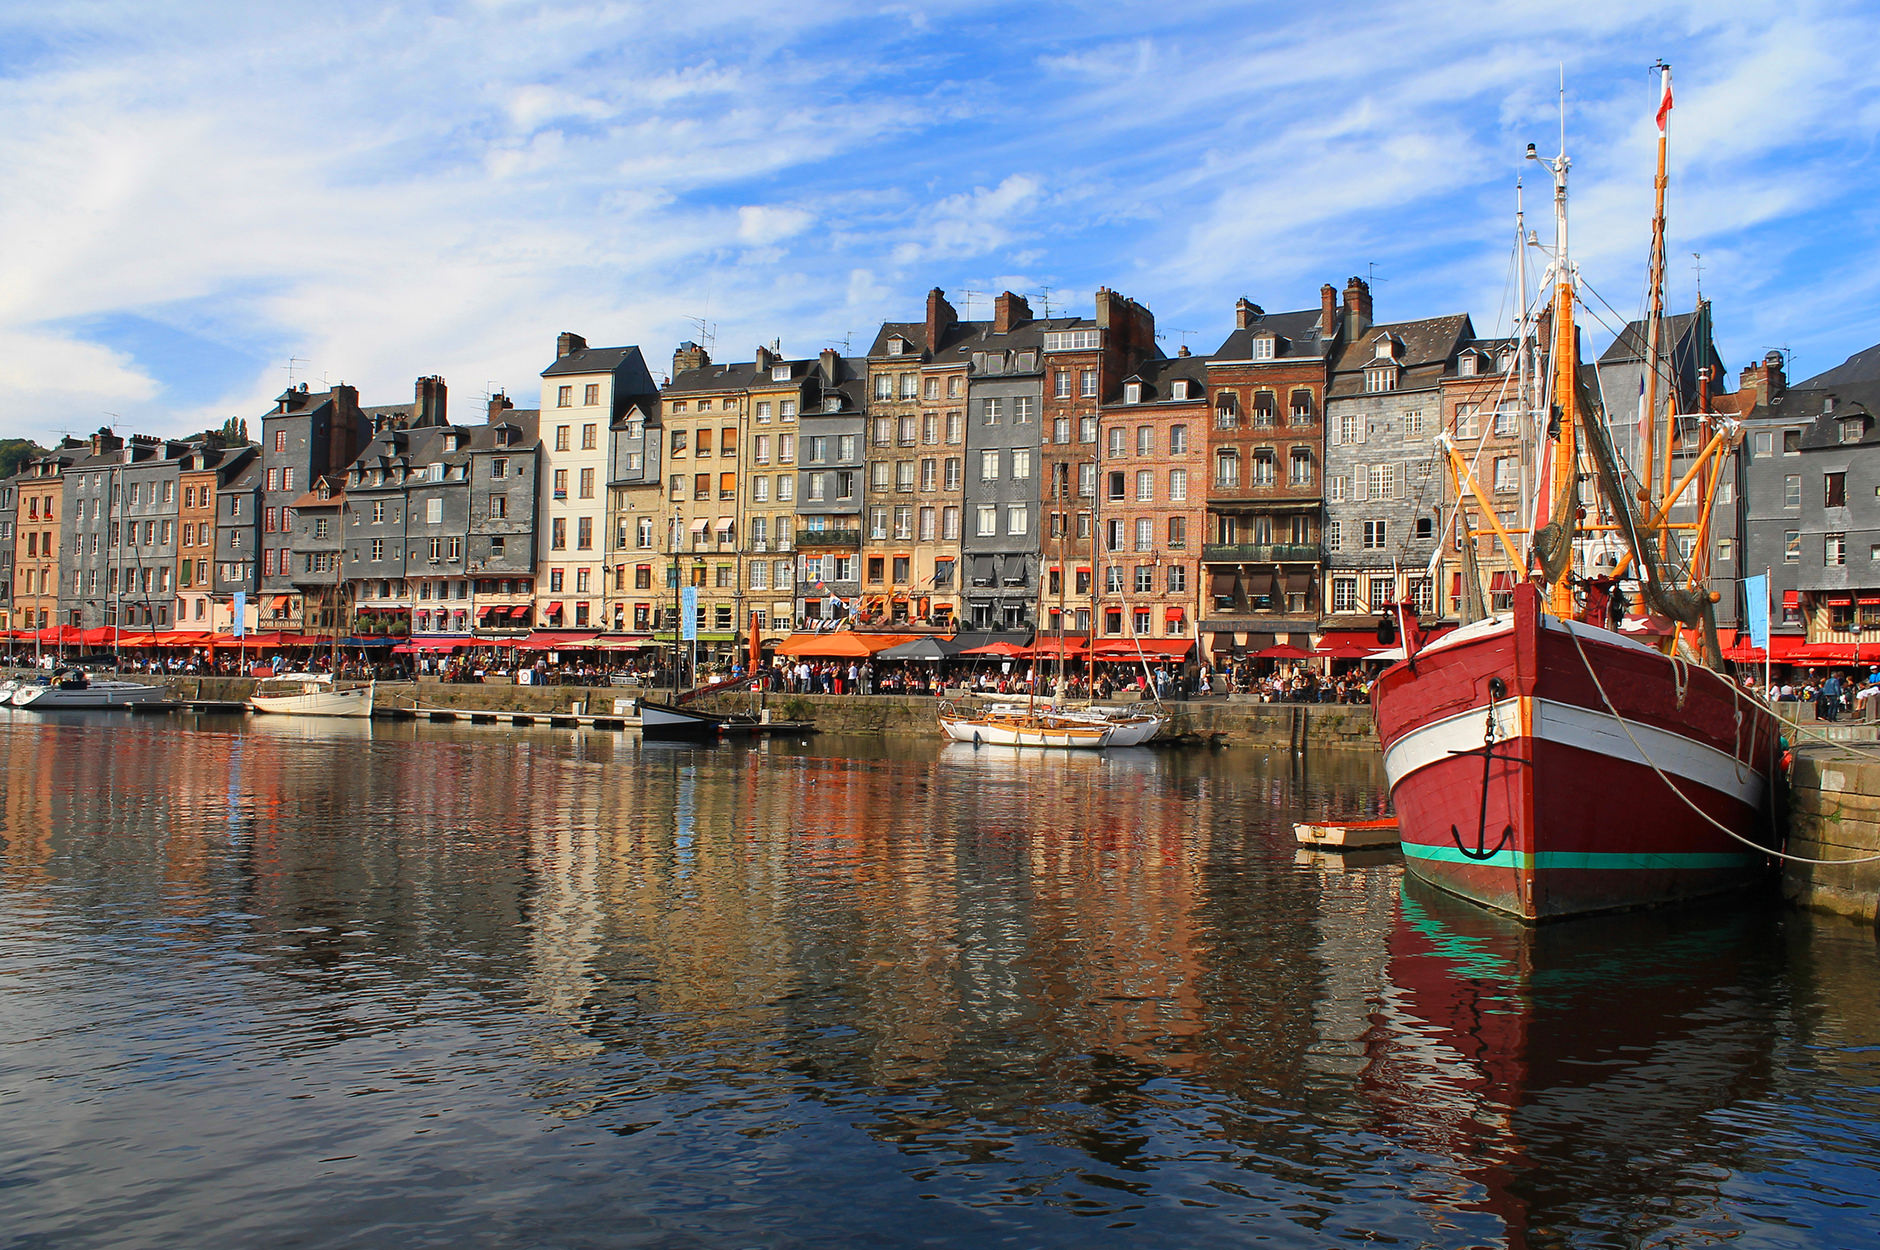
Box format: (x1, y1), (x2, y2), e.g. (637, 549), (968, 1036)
(11, 670), (170, 709)
(249, 673), (375, 718)
(635, 697), (726, 741)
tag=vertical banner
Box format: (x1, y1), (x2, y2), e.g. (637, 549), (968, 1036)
(1742, 573), (1769, 651)
(681, 586), (698, 641)
(232, 590), (246, 639)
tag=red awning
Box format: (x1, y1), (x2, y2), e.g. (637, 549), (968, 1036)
(1164, 607), (1185, 622)
(1859, 597), (1880, 606)
(543, 602), (563, 619)
(476, 605), (498, 618)
(511, 631), (599, 651)
(1825, 594), (1854, 606)
(959, 640), (1028, 657)
(1783, 591), (1800, 608)
(1092, 639), (1194, 660)
(1255, 643), (1313, 660)
(269, 595), (290, 611)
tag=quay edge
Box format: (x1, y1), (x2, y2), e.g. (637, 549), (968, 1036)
(1787, 746), (1880, 925)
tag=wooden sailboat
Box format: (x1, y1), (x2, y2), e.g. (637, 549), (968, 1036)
(1370, 69), (1781, 920)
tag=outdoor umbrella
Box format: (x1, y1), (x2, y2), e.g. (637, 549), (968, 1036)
(876, 637), (954, 662)
(1254, 643), (1313, 660)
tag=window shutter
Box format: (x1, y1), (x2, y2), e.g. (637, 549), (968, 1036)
(1329, 418), (1343, 447)
(1353, 467), (1369, 502)
(1354, 418), (1366, 445)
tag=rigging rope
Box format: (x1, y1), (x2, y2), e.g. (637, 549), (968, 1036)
(1566, 623), (1880, 866)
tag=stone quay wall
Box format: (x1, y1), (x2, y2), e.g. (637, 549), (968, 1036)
(1787, 748), (1880, 924)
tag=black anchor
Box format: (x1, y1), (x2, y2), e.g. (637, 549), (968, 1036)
(1448, 676), (1526, 861)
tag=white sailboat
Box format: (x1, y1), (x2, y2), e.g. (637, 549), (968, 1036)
(12, 670), (170, 709)
(249, 672), (375, 718)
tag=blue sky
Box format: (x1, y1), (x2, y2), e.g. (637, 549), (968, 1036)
(2, 1), (1876, 443)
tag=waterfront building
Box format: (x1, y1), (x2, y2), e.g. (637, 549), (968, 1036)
(792, 350), (868, 628)
(601, 389), (659, 636)
(258, 383), (370, 632)
(1734, 343), (1880, 655)
(178, 442), (256, 633)
(860, 289), (970, 629)
(474, 394), (545, 635)
(1041, 289), (1158, 644)
(537, 334), (659, 632)
(11, 447), (76, 632)
(1201, 290), (1340, 658)
(58, 430), (195, 633)
(1322, 296), (1472, 628)
(1097, 351), (1209, 646)
(213, 452), (264, 635)
(289, 473), (348, 636)
(662, 344), (759, 654)
(960, 296), (1046, 634)
(0, 472), (15, 629)
(741, 347), (812, 651)
(1438, 336), (1523, 617)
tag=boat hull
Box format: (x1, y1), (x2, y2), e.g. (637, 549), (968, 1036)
(249, 685), (375, 718)
(13, 681), (170, 709)
(937, 715), (1114, 748)
(638, 699), (723, 741)
(1372, 584), (1778, 921)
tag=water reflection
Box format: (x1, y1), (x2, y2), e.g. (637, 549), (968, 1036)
(0, 715), (1874, 1248)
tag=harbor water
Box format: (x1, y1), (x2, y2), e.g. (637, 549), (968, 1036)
(1, 713), (1877, 1248)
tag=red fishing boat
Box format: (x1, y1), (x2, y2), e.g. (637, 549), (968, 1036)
(1372, 69), (1782, 920)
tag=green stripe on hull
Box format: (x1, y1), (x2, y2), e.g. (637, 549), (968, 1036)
(1401, 844), (1760, 870)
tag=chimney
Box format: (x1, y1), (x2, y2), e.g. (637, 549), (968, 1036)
(1321, 283), (1338, 339)
(819, 347), (840, 384)
(672, 341), (709, 375)
(556, 332), (587, 359)
(1342, 277), (1373, 341)
(925, 287), (957, 353)
(993, 290), (1032, 335)
(487, 391), (515, 423)
(414, 375), (447, 427)
(89, 428), (123, 457)
(1178, 345), (1191, 357)
(1739, 350), (1787, 407)
(754, 344), (774, 374)
(1235, 298), (1256, 330)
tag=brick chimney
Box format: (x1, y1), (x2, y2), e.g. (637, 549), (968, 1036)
(88, 428), (124, 457)
(413, 375), (447, 427)
(556, 332), (587, 359)
(1235, 298), (1257, 330)
(819, 347), (840, 384)
(925, 287), (957, 353)
(672, 341), (710, 375)
(1342, 277), (1373, 341)
(993, 290), (1032, 335)
(1177, 345), (1191, 357)
(1321, 283), (1339, 339)
(754, 344), (774, 374)
(487, 391), (515, 423)
(1095, 288), (1156, 372)
(1739, 350), (1787, 407)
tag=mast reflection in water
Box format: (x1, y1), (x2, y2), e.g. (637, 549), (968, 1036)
(0, 714), (1874, 1249)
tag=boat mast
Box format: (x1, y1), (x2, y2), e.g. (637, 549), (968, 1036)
(1642, 63), (1673, 562)
(670, 509), (682, 702)
(1514, 179), (1534, 555)
(1531, 86), (1580, 619)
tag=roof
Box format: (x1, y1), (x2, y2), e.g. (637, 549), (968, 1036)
(867, 322), (928, 358)
(1108, 354), (1211, 406)
(666, 359), (771, 395)
(1797, 341), (1880, 390)
(1212, 307), (1334, 362)
(541, 345), (645, 378)
(1327, 313), (1473, 398)
(1596, 310), (1706, 366)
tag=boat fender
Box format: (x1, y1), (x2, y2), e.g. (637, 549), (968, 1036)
(972, 731), (982, 747)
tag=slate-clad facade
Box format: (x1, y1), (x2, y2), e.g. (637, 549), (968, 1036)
(960, 310), (1046, 633)
(793, 351), (868, 625)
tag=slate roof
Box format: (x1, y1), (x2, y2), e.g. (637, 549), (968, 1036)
(867, 322), (928, 358)
(1108, 354), (1211, 406)
(1213, 308), (1334, 362)
(541, 345), (643, 378)
(1596, 310), (1706, 365)
(1797, 341), (1880, 390)
(1327, 314), (1473, 398)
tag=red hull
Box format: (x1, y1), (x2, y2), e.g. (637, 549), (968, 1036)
(1372, 584), (1779, 920)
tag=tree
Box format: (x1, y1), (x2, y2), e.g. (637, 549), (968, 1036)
(0, 438), (45, 479)
(220, 416), (249, 444)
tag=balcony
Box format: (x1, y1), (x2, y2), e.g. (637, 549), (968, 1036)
(1202, 543), (1319, 563)
(796, 528), (861, 548)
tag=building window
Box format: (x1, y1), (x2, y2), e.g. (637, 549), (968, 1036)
(273, 429), (287, 452)
(1215, 450), (1240, 488)
(1826, 472), (1847, 507)
(557, 386), (572, 408)
(976, 505), (997, 537)
(1080, 369), (1097, 398)
(1332, 577), (1357, 613)
(1289, 448), (1314, 486)
(1363, 520), (1387, 549)
(1785, 530), (1800, 562)
(1007, 505), (1028, 535)
(1827, 533), (1847, 566)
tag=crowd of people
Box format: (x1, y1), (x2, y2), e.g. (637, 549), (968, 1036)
(1745, 669), (1880, 723)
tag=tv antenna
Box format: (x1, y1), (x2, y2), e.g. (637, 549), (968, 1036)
(958, 288), (987, 319)
(686, 316), (717, 353)
(1366, 263), (1389, 285)
(1158, 328), (1198, 350)
(284, 356), (308, 386)
(1691, 252), (1704, 301)
(1033, 285), (1055, 318)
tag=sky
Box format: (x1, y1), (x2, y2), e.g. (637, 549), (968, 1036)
(2, 0), (1876, 445)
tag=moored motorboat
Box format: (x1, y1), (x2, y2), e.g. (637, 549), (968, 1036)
(636, 697), (726, 741)
(249, 673), (375, 718)
(11, 669), (171, 709)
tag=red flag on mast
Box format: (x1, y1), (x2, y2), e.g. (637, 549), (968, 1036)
(1655, 69), (1674, 134)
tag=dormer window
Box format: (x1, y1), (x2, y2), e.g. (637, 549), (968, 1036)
(772, 365), (790, 382)
(823, 396), (841, 413)
(1251, 334), (1276, 362)
(1840, 416), (1867, 444)
(1124, 381), (1142, 404)
(1825, 395), (1837, 414)
(1372, 335), (1400, 361)
(628, 419), (644, 439)
(1498, 350), (1514, 373)
(888, 337), (907, 356)
(1172, 379), (1190, 400)
(1459, 353), (1478, 376)
(1365, 365), (1398, 394)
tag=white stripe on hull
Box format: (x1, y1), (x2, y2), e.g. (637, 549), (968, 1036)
(1382, 697), (1765, 810)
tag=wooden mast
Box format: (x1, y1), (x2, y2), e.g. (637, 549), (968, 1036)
(1643, 64), (1673, 563)
(1535, 100), (1580, 620)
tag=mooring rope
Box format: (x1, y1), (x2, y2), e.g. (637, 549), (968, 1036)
(1565, 623), (1880, 866)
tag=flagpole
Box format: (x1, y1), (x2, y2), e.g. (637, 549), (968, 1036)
(1765, 565), (1772, 695)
